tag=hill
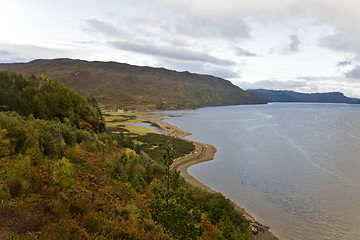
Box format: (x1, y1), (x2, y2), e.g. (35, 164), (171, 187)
(0, 72), (254, 239)
(247, 89), (360, 104)
(0, 59), (263, 109)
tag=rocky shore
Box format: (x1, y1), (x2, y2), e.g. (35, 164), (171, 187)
(150, 119), (278, 240)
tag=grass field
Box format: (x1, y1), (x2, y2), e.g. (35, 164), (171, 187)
(103, 109), (195, 161)
(103, 109), (168, 135)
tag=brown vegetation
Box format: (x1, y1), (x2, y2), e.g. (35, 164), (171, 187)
(0, 58), (264, 109)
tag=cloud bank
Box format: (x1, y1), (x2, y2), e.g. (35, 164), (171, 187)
(2, 0), (360, 96)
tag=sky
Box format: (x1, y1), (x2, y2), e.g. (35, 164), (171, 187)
(1, 0), (360, 98)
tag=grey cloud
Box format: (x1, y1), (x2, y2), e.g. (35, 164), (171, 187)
(0, 43), (78, 63)
(83, 19), (125, 38)
(110, 41), (235, 66)
(235, 48), (257, 57)
(0, 50), (12, 55)
(289, 35), (300, 52)
(335, 56), (358, 76)
(82, 16), (242, 76)
(155, 58), (239, 79)
(82, 12), (250, 75)
(0, 49), (22, 63)
(319, 33), (360, 55)
(337, 60), (353, 67)
(240, 79), (308, 90)
(345, 65), (360, 79)
(296, 76), (317, 81)
(335, 56), (357, 69)
(320, 34), (343, 51)
(295, 76), (334, 81)
(174, 16), (250, 40)
(153, 0), (302, 19)
(125, 9), (250, 42)
(239, 76), (360, 98)
(83, 12), (250, 48)
(155, 0), (360, 58)
(283, 35), (300, 53)
(210, 67), (239, 79)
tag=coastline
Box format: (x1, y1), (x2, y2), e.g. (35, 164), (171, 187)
(150, 119), (278, 240)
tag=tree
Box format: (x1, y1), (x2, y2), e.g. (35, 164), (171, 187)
(162, 141), (174, 195)
(150, 185), (203, 240)
(0, 71), (105, 132)
(150, 142), (203, 239)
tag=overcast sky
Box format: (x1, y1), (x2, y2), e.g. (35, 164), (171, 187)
(2, 0), (360, 97)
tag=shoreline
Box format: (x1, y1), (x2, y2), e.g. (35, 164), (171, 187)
(150, 119), (278, 240)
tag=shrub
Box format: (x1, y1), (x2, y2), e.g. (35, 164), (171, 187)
(51, 157), (75, 188)
(132, 133), (195, 160)
(25, 145), (43, 165)
(8, 155), (33, 182)
(0, 128), (12, 156)
(131, 173), (146, 192)
(8, 178), (22, 198)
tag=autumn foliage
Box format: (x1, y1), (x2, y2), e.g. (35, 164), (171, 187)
(0, 71), (253, 239)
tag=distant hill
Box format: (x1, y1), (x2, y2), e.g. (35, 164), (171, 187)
(0, 59), (263, 109)
(247, 89), (360, 104)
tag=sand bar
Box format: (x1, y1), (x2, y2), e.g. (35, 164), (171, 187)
(150, 119), (278, 240)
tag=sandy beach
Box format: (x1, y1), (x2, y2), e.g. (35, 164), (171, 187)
(150, 119), (278, 240)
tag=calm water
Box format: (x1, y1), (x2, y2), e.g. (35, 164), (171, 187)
(159, 103), (360, 240)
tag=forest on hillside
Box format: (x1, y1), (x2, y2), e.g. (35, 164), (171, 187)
(0, 71), (254, 239)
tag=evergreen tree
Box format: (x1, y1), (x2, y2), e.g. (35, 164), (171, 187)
(150, 142), (203, 239)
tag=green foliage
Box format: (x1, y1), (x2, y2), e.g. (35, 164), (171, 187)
(131, 173), (146, 192)
(51, 157), (75, 188)
(0, 71), (255, 239)
(8, 155), (33, 183)
(0, 128), (12, 156)
(161, 141), (175, 169)
(193, 190), (254, 240)
(0, 71), (104, 132)
(184, 82), (221, 106)
(0, 112), (64, 156)
(150, 185), (203, 240)
(143, 160), (165, 184)
(25, 145), (43, 165)
(0, 112), (121, 158)
(162, 141), (175, 193)
(0, 111), (170, 239)
(110, 153), (155, 193)
(150, 143), (202, 239)
(133, 133), (195, 160)
(135, 143), (141, 154)
(150, 160), (253, 240)
(110, 154), (128, 182)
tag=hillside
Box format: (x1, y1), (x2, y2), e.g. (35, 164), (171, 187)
(0, 71), (104, 132)
(0, 72), (254, 239)
(0, 59), (263, 109)
(247, 89), (360, 104)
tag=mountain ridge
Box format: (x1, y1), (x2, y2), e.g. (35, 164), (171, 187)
(247, 89), (360, 104)
(0, 58), (263, 109)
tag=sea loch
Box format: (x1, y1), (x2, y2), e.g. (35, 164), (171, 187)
(161, 103), (360, 240)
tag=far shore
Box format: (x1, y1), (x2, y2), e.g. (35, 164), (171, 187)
(150, 119), (278, 240)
